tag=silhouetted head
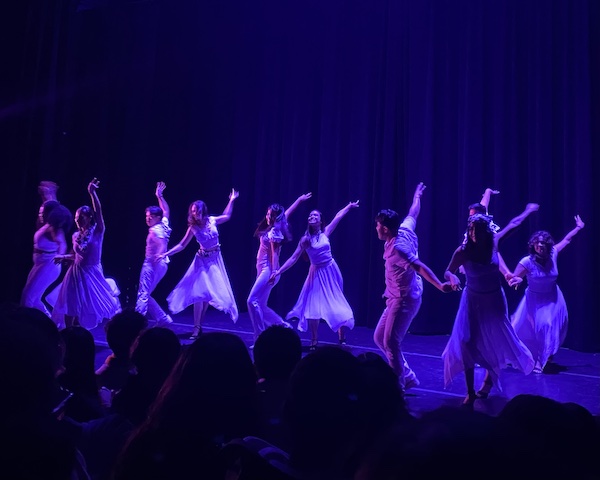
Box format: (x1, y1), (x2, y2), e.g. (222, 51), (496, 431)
(104, 310), (148, 360)
(131, 327), (181, 379)
(148, 332), (258, 440)
(254, 325), (302, 381)
(283, 346), (367, 474)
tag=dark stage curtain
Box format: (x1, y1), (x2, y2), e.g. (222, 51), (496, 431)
(5, 0), (599, 351)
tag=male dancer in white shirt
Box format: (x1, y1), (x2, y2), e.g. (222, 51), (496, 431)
(135, 182), (173, 325)
(374, 183), (451, 391)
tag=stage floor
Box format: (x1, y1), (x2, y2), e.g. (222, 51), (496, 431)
(91, 309), (600, 418)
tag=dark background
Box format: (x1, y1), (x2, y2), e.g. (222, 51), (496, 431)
(3, 0), (598, 351)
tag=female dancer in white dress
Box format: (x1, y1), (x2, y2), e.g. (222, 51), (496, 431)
(21, 201), (71, 316)
(269, 201), (358, 349)
(247, 193), (312, 347)
(443, 214), (534, 405)
(160, 189), (239, 339)
(52, 179), (122, 329)
(508, 215), (585, 373)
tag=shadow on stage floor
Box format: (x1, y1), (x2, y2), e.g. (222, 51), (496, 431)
(90, 309), (600, 418)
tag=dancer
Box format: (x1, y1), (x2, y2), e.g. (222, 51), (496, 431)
(52, 178), (121, 329)
(21, 201), (72, 316)
(464, 189), (539, 244)
(269, 201), (358, 349)
(374, 183), (451, 390)
(469, 187), (499, 217)
(37, 180), (59, 227)
(508, 215), (585, 373)
(442, 213), (535, 405)
(247, 192), (312, 347)
(160, 189), (239, 339)
(135, 182), (173, 326)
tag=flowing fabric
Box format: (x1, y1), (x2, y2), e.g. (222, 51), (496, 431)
(286, 234), (354, 333)
(442, 252), (534, 388)
(167, 217), (238, 322)
(21, 229), (62, 317)
(511, 250), (568, 370)
(51, 230), (121, 329)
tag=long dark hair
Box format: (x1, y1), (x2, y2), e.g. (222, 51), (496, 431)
(187, 200), (208, 227)
(254, 203), (292, 242)
(463, 214), (495, 264)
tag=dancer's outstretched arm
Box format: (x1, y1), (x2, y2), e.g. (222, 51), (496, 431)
(410, 258), (452, 292)
(88, 178), (104, 233)
(155, 181), (170, 219)
(285, 192), (312, 219)
(495, 203), (539, 244)
(324, 200), (359, 237)
(214, 188), (239, 225)
(158, 227), (194, 259)
(555, 215), (585, 253)
(480, 187), (500, 214)
(407, 182), (426, 220)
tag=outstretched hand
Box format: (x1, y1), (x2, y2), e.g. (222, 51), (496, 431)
(414, 182), (426, 199)
(525, 203), (540, 213)
(485, 188), (500, 196)
(299, 192), (312, 202)
(348, 200), (360, 209)
(88, 178), (100, 194)
(156, 181), (166, 197)
(574, 215), (585, 229)
(229, 189), (240, 201)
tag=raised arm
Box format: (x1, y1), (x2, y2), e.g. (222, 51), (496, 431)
(407, 182), (426, 219)
(285, 192), (312, 219)
(158, 226), (194, 259)
(495, 202), (539, 244)
(554, 215), (585, 253)
(88, 178), (104, 233)
(480, 188), (500, 213)
(269, 240), (305, 284)
(213, 188), (239, 225)
(155, 181), (170, 219)
(323, 200), (359, 237)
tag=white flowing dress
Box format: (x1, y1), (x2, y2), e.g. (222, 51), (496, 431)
(286, 233), (354, 333)
(167, 217), (238, 322)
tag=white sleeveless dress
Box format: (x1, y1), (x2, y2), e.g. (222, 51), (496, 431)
(286, 233), (354, 333)
(167, 216), (238, 322)
(511, 250), (568, 370)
